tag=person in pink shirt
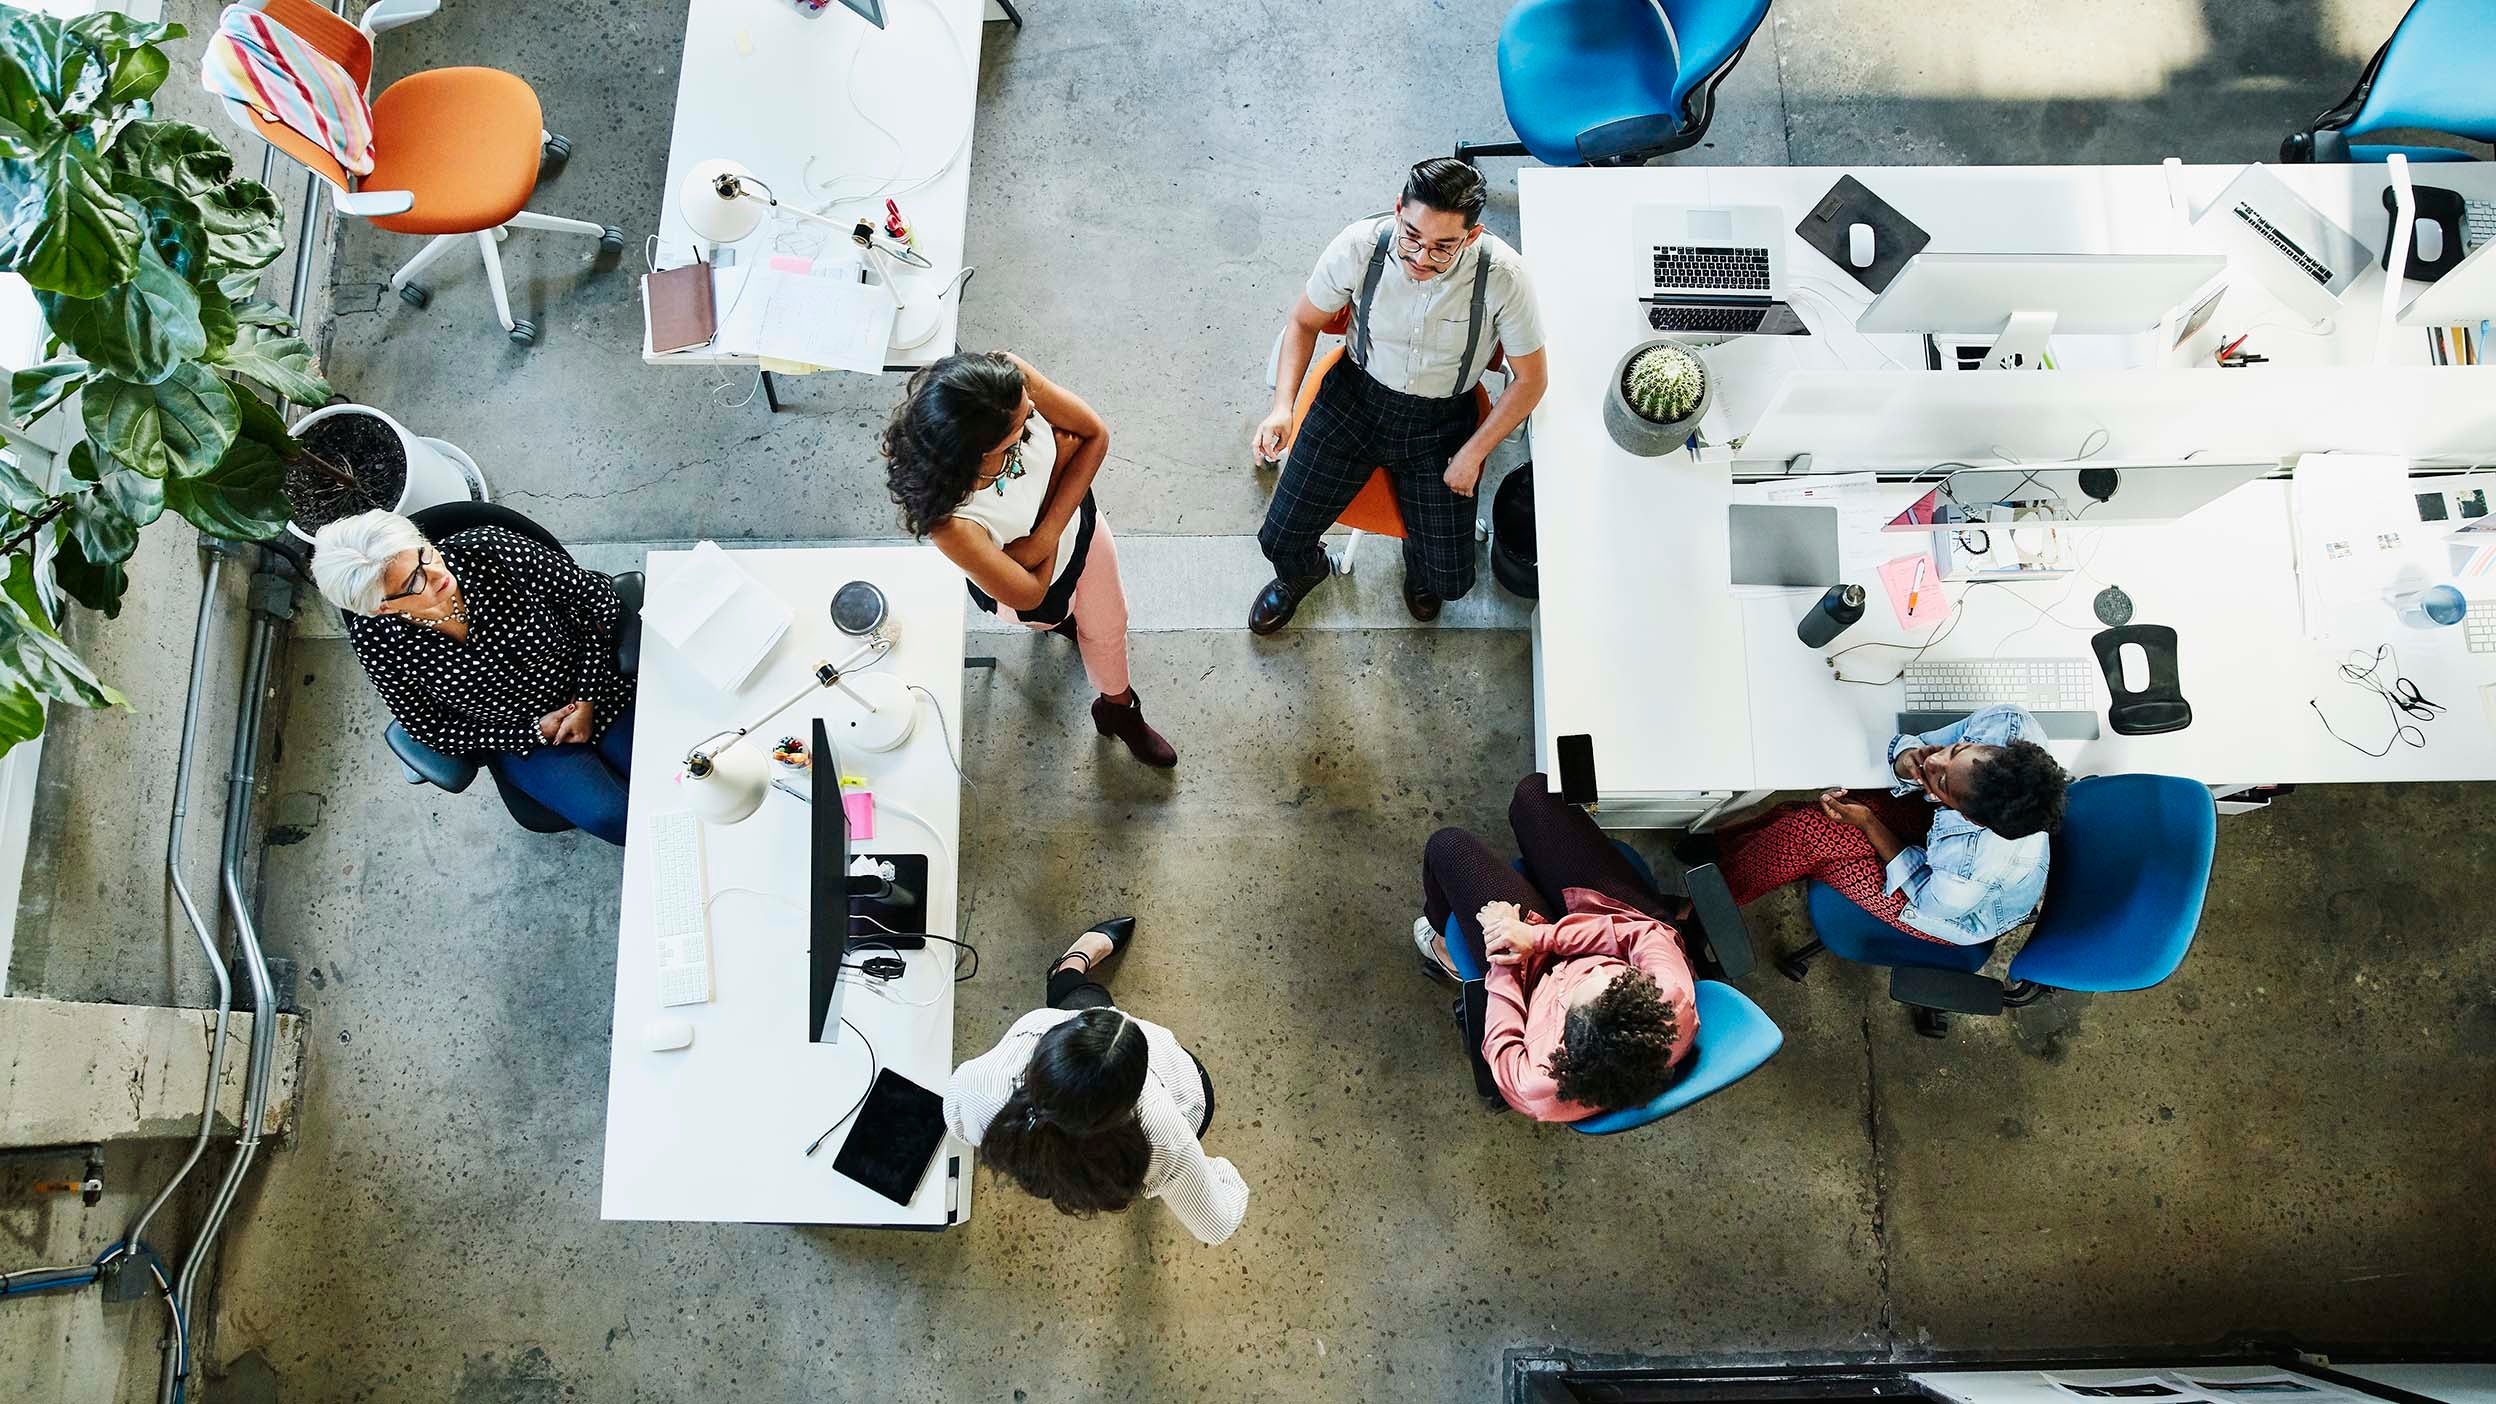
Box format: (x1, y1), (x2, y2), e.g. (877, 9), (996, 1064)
(1411, 775), (1701, 1122)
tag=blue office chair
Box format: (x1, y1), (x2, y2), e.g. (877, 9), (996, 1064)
(1776, 774), (2217, 1038)
(380, 502), (643, 836)
(1456, 0), (1774, 168)
(1447, 843), (1782, 1132)
(2281, 0), (2495, 164)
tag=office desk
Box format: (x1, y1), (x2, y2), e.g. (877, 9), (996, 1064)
(640, 0), (991, 374)
(602, 546), (969, 1226)
(1518, 164), (2496, 826)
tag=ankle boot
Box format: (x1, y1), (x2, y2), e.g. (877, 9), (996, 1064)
(1091, 690), (1178, 768)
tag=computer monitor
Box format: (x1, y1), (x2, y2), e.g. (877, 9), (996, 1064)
(1858, 253), (2226, 370)
(835, 0), (885, 26)
(807, 717), (848, 1044)
(1882, 460), (2274, 531)
(2399, 236), (2496, 328)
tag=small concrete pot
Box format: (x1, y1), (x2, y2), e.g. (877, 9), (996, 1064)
(1603, 339), (1712, 456)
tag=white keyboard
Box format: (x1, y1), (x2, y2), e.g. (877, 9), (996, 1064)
(2468, 199), (2496, 253)
(650, 812), (713, 1008)
(2467, 600), (2496, 655)
(1904, 657), (2100, 714)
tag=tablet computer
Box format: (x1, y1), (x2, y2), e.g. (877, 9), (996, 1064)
(831, 1068), (947, 1206)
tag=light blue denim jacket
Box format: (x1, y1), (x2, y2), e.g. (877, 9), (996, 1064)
(1881, 704), (2051, 947)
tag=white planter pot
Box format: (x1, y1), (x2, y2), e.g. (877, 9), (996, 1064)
(285, 405), (475, 544)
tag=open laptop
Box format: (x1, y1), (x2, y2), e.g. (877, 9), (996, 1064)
(2195, 164), (2371, 326)
(1632, 204), (1809, 336)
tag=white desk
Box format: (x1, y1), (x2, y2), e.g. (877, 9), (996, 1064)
(1519, 164), (2496, 827)
(602, 545), (970, 1226)
(641, 0), (991, 374)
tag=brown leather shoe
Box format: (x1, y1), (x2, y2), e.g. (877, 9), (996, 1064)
(1092, 690), (1177, 768)
(1403, 574), (1443, 622)
(1248, 574), (1323, 635)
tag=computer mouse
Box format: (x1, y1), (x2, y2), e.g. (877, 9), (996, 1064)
(1848, 223), (1876, 269)
(2118, 641), (2151, 694)
(2416, 217), (2445, 265)
(641, 1016), (694, 1052)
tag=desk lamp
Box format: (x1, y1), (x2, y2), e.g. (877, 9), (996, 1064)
(679, 634), (894, 824)
(678, 159), (933, 270)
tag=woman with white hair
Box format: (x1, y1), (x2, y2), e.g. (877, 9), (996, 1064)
(311, 509), (637, 844)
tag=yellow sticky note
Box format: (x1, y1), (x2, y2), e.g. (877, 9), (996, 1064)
(733, 28), (754, 56)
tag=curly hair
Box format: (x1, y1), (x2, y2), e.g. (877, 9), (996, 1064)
(975, 1008), (1151, 1218)
(880, 350), (1026, 538)
(1544, 966), (1681, 1112)
(1960, 739), (2069, 839)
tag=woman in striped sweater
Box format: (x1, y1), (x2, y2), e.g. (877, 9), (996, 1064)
(942, 918), (1247, 1245)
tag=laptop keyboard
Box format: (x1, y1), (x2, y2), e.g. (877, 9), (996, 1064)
(1652, 245), (1772, 291)
(2231, 203), (2336, 285)
(1650, 303), (1770, 334)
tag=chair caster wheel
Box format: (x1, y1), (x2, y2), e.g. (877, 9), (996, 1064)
(542, 132), (571, 167)
(1775, 953), (1814, 983)
(599, 226), (626, 258)
(508, 320), (538, 347)
(1912, 1007), (1950, 1039)
(398, 283), (429, 309)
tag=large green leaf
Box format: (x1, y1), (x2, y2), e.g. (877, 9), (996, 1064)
(167, 434), (288, 542)
(1, 137), (142, 296)
(195, 284), (235, 356)
(0, 675), (46, 756)
(49, 528), (125, 617)
(107, 121), (237, 199)
(8, 356), (85, 424)
(0, 564), (123, 710)
(232, 298), (293, 331)
(36, 234), (203, 382)
(1, 552), (53, 633)
(0, 452), (52, 514)
(209, 322), (329, 407)
(121, 175), (205, 282)
(0, 115), (30, 161)
(92, 460), (162, 529)
(193, 178), (282, 273)
(82, 362), (236, 479)
(62, 483), (137, 566)
(0, 9), (103, 122)
(229, 379), (294, 448)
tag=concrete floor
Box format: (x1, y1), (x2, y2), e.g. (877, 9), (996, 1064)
(9, 0), (2494, 1400)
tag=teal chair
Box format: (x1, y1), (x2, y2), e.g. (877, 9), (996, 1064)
(1456, 0), (1774, 168)
(2281, 0), (2496, 163)
(1445, 844), (1781, 1132)
(1778, 774), (2217, 1038)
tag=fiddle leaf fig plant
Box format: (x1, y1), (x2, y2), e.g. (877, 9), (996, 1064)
(0, 4), (351, 755)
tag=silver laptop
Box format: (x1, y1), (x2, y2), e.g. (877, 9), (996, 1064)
(2195, 164), (2372, 326)
(1633, 204), (1808, 336)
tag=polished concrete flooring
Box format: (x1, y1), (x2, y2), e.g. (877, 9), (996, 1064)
(8, 1), (2493, 1401)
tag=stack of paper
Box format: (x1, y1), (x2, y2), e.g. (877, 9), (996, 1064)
(643, 541), (793, 692)
(713, 261), (897, 373)
(2288, 453), (2438, 640)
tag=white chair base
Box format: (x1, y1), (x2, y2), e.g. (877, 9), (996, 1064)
(387, 208), (622, 346)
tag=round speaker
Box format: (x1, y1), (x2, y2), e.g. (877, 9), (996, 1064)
(2093, 585), (2134, 626)
(830, 580), (888, 636)
(2077, 467), (2121, 503)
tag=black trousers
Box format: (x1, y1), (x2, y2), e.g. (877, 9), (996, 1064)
(1258, 359), (1483, 599)
(1044, 960), (1215, 1136)
(1423, 773), (1676, 962)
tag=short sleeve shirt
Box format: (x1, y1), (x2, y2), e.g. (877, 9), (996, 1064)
(1303, 216), (1544, 399)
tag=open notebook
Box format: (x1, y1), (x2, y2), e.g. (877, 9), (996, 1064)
(641, 541), (792, 692)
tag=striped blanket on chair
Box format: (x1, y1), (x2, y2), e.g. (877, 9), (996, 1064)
(200, 3), (374, 176)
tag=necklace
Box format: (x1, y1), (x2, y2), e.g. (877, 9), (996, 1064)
(980, 442), (1027, 496)
(411, 593), (470, 631)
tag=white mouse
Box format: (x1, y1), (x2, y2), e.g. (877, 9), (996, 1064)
(2416, 218), (2446, 265)
(641, 1016), (694, 1052)
(2118, 642), (2151, 694)
(1848, 222), (1876, 269)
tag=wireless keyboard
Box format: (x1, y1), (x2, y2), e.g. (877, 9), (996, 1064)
(2468, 199), (2496, 253)
(2467, 600), (2496, 655)
(2231, 202), (2335, 285)
(650, 812), (713, 1008)
(1900, 658), (2103, 740)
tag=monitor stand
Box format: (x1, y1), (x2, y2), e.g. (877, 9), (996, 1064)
(1975, 309), (2056, 370)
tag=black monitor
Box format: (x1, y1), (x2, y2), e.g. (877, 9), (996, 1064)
(807, 717), (848, 1044)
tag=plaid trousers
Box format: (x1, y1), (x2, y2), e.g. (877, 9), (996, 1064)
(1258, 359), (1482, 598)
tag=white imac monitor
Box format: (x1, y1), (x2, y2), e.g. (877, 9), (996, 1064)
(1858, 253), (2227, 370)
(2399, 237), (2496, 328)
(1881, 460), (2275, 531)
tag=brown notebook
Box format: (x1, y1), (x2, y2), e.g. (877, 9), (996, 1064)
(644, 260), (716, 353)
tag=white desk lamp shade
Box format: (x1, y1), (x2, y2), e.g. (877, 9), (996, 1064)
(681, 158), (766, 245)
(679, 741), (769, 824)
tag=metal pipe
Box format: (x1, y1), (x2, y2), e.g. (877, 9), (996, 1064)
(160, 563), (289, 1404)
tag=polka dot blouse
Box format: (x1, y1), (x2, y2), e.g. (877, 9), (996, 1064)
(345, 526), (636, 757)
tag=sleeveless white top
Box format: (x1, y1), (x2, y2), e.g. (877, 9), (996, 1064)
(944, 412), (1082, 585)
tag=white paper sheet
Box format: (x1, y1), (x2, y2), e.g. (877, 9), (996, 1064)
(2289, 452), (2437, 641)
(643, 541), (792, 693)
(714, 266), (897, 373)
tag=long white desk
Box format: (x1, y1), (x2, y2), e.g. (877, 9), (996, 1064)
(1519, 164), (2496, 827)
(640, 0), (992, 374)
(603, 546), (969, 1226)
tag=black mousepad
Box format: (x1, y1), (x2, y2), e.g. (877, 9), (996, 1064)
(1796, 175), (1931, 294)
(832, 1068), (947, 1206)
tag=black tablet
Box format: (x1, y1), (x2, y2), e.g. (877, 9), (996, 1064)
(831, 1069), (947, 1206)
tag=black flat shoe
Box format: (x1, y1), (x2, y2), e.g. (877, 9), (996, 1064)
(1249, 575), (1321, 635)
(1048, 916), (1138, 981)
(1402, 575), (1443, 622)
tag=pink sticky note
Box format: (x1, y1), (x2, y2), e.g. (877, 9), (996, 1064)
(841, 789), (874, 840)
(1878, 552), (1949, 629)
(768, 254), (814, 275)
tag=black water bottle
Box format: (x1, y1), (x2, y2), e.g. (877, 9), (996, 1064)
(1797, 584), (1865, 648)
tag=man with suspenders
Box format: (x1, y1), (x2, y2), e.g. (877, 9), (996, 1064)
(1249, 159), (1550, 633)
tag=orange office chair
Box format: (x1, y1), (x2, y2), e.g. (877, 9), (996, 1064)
(1267, 306), (1507, 576)
(218, 0), (623, 345)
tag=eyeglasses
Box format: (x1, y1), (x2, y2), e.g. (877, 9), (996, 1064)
(1395, 223), (1466, 268)
(381, 549), (433, 603)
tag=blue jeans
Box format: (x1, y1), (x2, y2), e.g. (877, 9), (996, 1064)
(493, 705), (634, 845)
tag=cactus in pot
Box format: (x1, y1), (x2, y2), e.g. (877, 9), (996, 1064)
(1624, 343), (1706, 424)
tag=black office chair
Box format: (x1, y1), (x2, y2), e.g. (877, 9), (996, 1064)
(379, 502), (643, 835)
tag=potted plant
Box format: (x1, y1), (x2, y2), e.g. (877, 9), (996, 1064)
(282, 404), (473, 542)
(1604, 339), (1712, 455)
(0, 6), (417, 753)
